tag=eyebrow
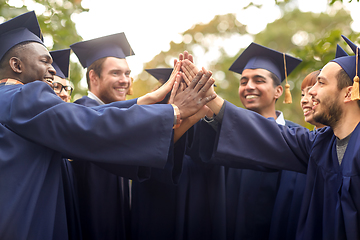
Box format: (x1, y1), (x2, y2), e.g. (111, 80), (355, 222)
(240, 74), (266, 80)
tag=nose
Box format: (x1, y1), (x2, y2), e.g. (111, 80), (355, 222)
(308, 82), (317, 97)
(245, 80), (256, 90)
(49, 65), (56, 76)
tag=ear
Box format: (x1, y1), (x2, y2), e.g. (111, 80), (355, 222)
(9, 57), (23, 74)
(344, 86), (353, 103)
(274, 85), (283, 99)
(88, 69), (100, 88)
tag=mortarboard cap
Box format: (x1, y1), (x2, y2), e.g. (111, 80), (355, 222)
(341, 35), (358, 55)
(70, 32), (134, 69)
(50, 49), (71, 79)
(229, 42), (302, 83)
(145, 68), (173, 84)
(335, 44), (348, 58)
(334, 35), (360, 100)
(0, 11), (44, 61)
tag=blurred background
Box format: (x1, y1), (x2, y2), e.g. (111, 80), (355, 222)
(2, 0), (360, 128)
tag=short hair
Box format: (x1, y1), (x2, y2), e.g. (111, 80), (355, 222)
(86, 57), (107, 90)
(301, 70), (320, 90)
(0, 41), (31, 68)
(269, 71), (281, 87)
(336, 68), (360, 108)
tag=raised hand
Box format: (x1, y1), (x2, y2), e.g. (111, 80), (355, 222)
(171, 70), (216, 119)
(137, 61), (182, 105)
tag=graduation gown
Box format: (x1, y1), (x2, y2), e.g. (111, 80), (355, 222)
(73, 95), (154, 240)
(213, 101), (360, 240)
(61, 158), (82, 240)
(194, 113), (306, 240)
(131, 122), (227, 240)
(0, 81), (175, 240)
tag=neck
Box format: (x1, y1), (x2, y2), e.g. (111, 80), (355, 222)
(332, 105), (360, 139)
(255, 106), (277, 119)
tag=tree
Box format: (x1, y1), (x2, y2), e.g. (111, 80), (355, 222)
(131, 2), (358, 129)
(0, 0), (88, 99)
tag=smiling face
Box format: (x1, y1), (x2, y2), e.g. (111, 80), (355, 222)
(18, 42), (56, 84)
(301, 86), (319, 126)
(92, 57), (131, 104)
(300, 70), (325, 129)
(309, 62), (345, 128)
(238, 68), (282, 117)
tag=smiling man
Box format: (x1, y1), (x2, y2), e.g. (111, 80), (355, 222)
(216, 42), (306, 240)
(199, 37), (360, 239)
(0, 11), (215, 240)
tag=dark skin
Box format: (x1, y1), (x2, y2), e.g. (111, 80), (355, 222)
(0, 42), (56, 84)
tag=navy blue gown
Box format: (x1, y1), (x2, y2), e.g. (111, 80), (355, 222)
(191, 113), (306, 240)
(73, 96), (154, 240)
(131, 122), (227, 240)
(214, 101), (360, 240)
(0, 81), (175, 240)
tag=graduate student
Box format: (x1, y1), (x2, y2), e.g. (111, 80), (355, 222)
(222, 42), (307, 240)
(195, 36), (360, 239)
(0, 11), (215, 240)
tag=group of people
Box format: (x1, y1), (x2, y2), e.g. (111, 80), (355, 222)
(1, 10), (360, 240)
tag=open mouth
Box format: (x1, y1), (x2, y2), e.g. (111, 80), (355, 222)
(245, 94), (259, 99)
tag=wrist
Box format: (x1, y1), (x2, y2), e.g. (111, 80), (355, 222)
(171, 104), (182, 129)
(206, 96), (223, 115)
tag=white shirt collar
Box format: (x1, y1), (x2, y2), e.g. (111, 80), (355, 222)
(275, 110), (286, 126)
(87, 91), (105, 105)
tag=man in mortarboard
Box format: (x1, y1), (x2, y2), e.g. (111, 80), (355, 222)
(194, 36), (360, 239)
(70, 35), (216, 240)
(183, 42), (305, 240)
(0, 11), (215, 240)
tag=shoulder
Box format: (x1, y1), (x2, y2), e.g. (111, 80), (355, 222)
(74, 96), (99, 107)
(284, 119), (301, 128)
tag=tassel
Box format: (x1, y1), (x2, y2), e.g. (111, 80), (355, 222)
(283, 53), (292, 104)
(284, 83), (292, 104)
(351, 47), (360, 100)
(127, 77), (134, 95)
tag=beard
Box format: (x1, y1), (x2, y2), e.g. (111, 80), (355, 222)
(313, 94), (342, 128)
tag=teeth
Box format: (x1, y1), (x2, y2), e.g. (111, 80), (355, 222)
(303, 108), (311, 113)
(313, 102), (318, 106)
(246, 95), (258, 99)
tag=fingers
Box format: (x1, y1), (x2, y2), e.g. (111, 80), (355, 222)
(188, 71), (203, 89)
(179, 72), (191, 86)
(199, 94), (217, 105)
(194, 70), (212, 92)
(179, 53), (184, 61)
(169, 74), (181, 104)
(183, 51), (189, 60)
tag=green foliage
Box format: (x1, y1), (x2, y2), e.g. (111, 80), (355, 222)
(0, 0), (88, 100)
(135, 2), (359, 129)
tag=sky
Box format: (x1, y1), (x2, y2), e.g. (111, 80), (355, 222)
(11, 0), (360, 81)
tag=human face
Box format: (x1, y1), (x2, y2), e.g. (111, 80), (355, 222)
(53, 76), (72, 102)
(96, 57), (131, 103)
(20, 42), (56, 84)
(309, 62), (344, 128)
(301, 86), (320, 126)
(239, 68), (282, 116)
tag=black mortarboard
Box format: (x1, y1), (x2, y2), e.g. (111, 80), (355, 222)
(50, 49), (71, 79)
(229, 42), (302, 82)
(0, 11), (43, 61)
(70, 32), (134, 68)
(145, 68), (173, 84)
